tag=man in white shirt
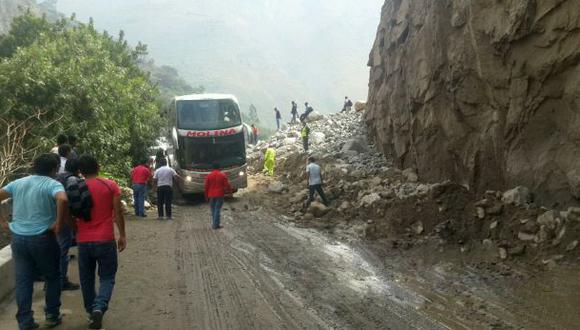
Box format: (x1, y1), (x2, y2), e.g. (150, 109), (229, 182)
(153, 159), (178, 220)
(57, 144), (72, 174)
(305, 156), (329, 207)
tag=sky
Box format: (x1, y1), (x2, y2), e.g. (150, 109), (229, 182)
(56, 0), (385, 122)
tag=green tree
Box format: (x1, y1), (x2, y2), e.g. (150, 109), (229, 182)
(0, 13), (161, 181)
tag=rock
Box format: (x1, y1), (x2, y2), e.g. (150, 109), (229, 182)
(487, 204), (504, 216)
(303, 213), (314, 221)
(567, 168), (580, 199)
(508, 245), (526, 257)
(354, 101), (366, 112)
(521, 220), (539, 234)
(304, 111), (324, 123)
(537, 210), (560, 231)
(566, 240), (578, 252)
(499, 248), (508, 260)
(360, 193), (381, 207)
(144, 201), (152, 209)
(476, 207), (486, 219)
(0, 199), (11, 222)
(268, 181), (286, 194)
(412, 221), (424, 235)
(341, 137), (370, 154)
(370, 176), (382, 187)
(482, 239), (494, 250)
(308, 202), (329, 218)
(474, 198), (490, 207)
(402, 168), (418, 183)
(567, 207), (580, 222)
(338, 201), (350, 212)
(502, 187), (532, 206)
(552, 226), (567, 247)
(518, 232), (536, 241)
(489, 221), (498, 230)
(366, 0), (580, 206)
(311, 132), (326, 144)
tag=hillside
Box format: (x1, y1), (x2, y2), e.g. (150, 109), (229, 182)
(0, 0), (38, 34)
(56, 0), (383, 125)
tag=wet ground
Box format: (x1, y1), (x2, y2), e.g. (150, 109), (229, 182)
(1, 189), (580, 329)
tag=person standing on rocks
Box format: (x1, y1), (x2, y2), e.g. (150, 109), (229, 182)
(305, 156), (329, 207)
(131, 159), (151, 218)
(342, 96), (353, 112)
(301, 121), (310, 152)
(274, 107), (282, 130)
(153, 158), (178, 220)
(300, 102), (314, 123)
(291, 101), (298, 124)
(0, 153), (68, 329)
(204, 163), (232, 230)
(76, 154), (127, 330)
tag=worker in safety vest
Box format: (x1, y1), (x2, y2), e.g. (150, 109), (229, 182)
(263, 148), (276, 176)
(301, 122), (310, 152)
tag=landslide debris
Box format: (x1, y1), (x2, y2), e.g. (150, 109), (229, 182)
(247, 111), (580, 267)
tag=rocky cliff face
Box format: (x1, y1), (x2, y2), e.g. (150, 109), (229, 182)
(366, 0), (580, 206)
(0, 0), (38, 34)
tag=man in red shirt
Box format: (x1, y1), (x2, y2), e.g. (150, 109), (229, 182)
(204, 163), (232, 230)
(130, 160), (151, 217)
(77, 155), (127, 329)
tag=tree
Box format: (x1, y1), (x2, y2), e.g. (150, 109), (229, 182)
(0, 13), (162, 181)
(247, 104), (260, 124)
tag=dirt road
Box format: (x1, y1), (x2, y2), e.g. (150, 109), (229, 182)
(2, 190), (580, 329)
(0, 195), (446, 329)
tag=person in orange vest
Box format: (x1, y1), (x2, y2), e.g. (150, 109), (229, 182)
(251, 124), (259, 145)
(204, 163), (232, 230)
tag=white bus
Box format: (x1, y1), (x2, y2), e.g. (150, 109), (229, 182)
(169, 94), (247, 195)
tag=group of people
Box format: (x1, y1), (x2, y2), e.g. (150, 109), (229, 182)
(0, 146), (126, 330)
(273, 96), (353, 130)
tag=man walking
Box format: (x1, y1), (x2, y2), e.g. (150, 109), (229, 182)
(57, 144), (72, 174)
(76, 155), (127, 329)
(0, 154), (68, 329)
(153, 159), (178, 220)
(291, 101), (298, 124)
(56, 159), (89, 292)
(305, 156), (329, 207)
(274, 107), (282, 130)
(204, 163), (232, 230)
(131, 159), (151, 217)
(301, 122), (310, 152)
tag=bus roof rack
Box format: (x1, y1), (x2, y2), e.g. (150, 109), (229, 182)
(175, 94), (238, 102)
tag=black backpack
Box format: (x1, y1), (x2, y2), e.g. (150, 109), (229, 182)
(58, 174), (93, 221)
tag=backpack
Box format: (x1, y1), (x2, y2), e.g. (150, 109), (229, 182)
(346, 100), (353, 107)
(59, 174), (93, 221)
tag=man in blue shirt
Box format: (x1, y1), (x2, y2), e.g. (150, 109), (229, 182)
(0, 154), (69, 330)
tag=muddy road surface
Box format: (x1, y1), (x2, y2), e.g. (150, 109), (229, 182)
(0, 195), (445, 329)
(2, 192), (580, 329)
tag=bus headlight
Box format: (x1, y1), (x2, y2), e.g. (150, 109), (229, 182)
(239, 171), (245, 177)
(185, 176), (192, 182)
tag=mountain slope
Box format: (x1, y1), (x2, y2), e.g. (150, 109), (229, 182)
(56, 0), (383, 124)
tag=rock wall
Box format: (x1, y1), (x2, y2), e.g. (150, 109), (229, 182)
(0, 0), (37, 35)
(366, 0), (580, 206)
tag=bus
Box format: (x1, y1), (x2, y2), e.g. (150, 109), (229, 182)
(169, 94), (247, 195)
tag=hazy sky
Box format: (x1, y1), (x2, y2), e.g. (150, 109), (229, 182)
(57, 0), (384, 120)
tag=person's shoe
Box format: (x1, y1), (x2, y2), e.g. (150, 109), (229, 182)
(62, 281), (80, 291)
(157, 216), (164, 220)
(141, 214), (148, 218)
(23, 322), (39, 330)
(89, 310), (103, 329)
(212, 225), (223, 230)
(167, 217), (173, 220)
(45, 315), (62, 328)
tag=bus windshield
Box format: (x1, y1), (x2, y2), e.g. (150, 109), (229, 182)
(178, 135), (246, 170)
(177, 99), (242, 130)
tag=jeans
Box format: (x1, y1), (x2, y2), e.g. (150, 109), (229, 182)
(56, 224), (73, 286)
(209, 197), (224, 229)
(307, 184), (329, 206)
(11, 232), (61, 330)
(78, 241), (118, 314)
(157, 185), (173, 218)
(303, 137), (309, 151)
(276, 118), (281, 130)
(133, 183), (147, 216)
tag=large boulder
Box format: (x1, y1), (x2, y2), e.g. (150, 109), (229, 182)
(308, 202), (330, 218)
(354, 101), (366, 112)
(567, 169), (580, 199)
(365, 0), (580, 206)
(502, 186), (531, 206)
(341, 136), (370, 154)
(305, 111), (324, 123)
